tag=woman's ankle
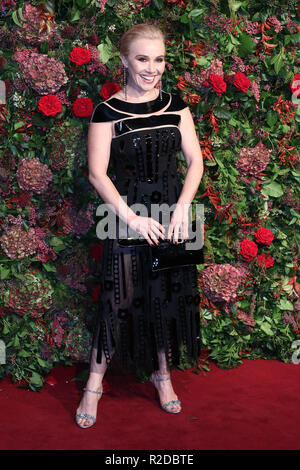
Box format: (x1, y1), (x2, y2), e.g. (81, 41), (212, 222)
(86, 373), (104, 390)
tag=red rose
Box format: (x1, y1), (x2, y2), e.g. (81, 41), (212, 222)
(69, 47), (91, 65)
(72, 97), (94, 117)
(38, 94), (62, 117)
(257, 252), (274, 268)
(254, 227), (274, 246)
(89, 243), (103, 262)
(240, 239), (258, 261)
(232, 71), (251, 93)
(290, 74), (300, 98)
(100, 82), (121, 100)
(203, 74), (227, 96)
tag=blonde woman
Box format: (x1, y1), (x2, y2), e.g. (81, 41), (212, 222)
(75, 23), (204, 429)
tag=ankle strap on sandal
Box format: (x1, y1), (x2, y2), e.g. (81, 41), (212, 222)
(152, 372), (171, 382)
(83, 387), (102, 395)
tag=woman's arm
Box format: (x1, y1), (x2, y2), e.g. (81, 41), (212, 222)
(88, 121), (137, 225)
(88, 121), (165, 244)
(177, 106), (204, 207)
(167, 107), (204, 242)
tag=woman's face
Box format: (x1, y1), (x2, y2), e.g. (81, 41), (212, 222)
(121, 37), (166, 93)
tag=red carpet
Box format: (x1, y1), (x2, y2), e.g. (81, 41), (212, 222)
(1, 358), (300, 450)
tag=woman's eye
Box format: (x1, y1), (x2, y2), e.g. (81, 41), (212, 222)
(137, 58), (165, 62)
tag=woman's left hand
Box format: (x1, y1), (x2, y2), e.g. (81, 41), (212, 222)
(167, 203), (191, 243)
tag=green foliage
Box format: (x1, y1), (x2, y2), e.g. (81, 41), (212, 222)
(0, 0), (299, 389)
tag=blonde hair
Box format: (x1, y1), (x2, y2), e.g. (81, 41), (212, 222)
(119, 23), (166, 58)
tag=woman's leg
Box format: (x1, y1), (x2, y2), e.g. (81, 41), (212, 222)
(76, 346), (113, 427)
(150, 349), (181, 413)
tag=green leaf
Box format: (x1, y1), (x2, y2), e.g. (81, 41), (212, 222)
(49, 237), (65, 248)
(14, 273), (27, 281)
(274, 54), (283, 74)
(291, 33), (300, 45)
(70, 9), (81, 22)
(43, 263), (57, 272)
(213, 107), (231, 120)
(2, 324), (9, 335)
(30, 372), (43, 387)
(238, 32), (256, 57)
(18, 6), (25, 21)
(12, 10), (23, 27)
(14, 121), (25, 130)
(214, 156), (224, 168)
(195, 56), (210, 67)
(228, 0), (243, 13)
(0, 265), (10, 280)
(180, 13), (189, 24)
(261, 181), (284, 198)
(18, 349), (31, 358)
(278, 298), (294, 310)
(228, 117), (239, 126)
(266, 111), (278, 127)
(37, 357), (50, 368)
(230, 34), (240, 45)
(76, 0), (88, 8)
(260, 322), (274, 336)
(284, 35), (292, 46)
(151, 0), (163, 9)
(189, 9), (204, 17)
(97, 42), (113, 64)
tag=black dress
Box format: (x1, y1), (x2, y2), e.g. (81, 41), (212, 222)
(89, 90), (202, 376)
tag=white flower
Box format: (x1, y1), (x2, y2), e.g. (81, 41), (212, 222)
(73, 40), (85, 47)
(12, 93), (26, 107)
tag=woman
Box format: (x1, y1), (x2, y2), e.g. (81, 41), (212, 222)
(75, 23), (204, 428)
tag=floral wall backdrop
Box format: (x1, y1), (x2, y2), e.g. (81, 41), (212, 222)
(0, 0), (299, 390)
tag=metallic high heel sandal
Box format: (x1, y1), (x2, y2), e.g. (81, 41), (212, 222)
(75, 385), (103, 429)
(150, 372), (182, 414)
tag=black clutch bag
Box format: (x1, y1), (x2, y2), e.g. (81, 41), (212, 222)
(117, 219), (204, 272)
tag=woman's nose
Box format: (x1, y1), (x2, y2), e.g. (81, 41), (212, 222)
(146, 62), (155, 73)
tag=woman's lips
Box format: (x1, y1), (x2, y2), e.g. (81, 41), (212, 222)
(140, 74), (156, 83)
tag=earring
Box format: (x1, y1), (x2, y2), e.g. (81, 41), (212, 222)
(159, 79), (162, 101)
(123, 65), (127, 101)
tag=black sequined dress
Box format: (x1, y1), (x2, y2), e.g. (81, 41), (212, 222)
(89, 90), (202, 375)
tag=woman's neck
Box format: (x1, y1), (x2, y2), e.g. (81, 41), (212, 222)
(122, 87), (159, 102)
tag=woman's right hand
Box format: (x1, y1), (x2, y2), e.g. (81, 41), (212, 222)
(127, 215), (166, 246)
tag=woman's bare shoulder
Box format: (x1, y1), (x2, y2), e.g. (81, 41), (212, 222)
(108, 90), (124, 100)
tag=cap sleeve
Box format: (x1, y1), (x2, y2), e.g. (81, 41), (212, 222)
(89, 102), (112, 123)
(169, 93), (189, 112)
